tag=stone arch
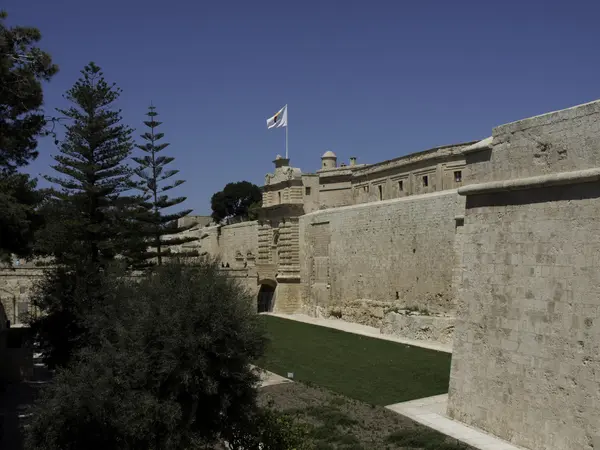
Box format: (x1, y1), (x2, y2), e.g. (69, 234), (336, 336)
(257, 279), (276, 313)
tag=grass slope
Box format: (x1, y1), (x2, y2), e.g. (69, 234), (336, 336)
(259, 382), (472, 450)
(259, 316), (452, 405)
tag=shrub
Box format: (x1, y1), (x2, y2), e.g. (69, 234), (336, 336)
(25, 259), (269, 450)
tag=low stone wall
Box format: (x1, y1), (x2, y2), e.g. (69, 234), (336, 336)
(381, 312), (455, 344)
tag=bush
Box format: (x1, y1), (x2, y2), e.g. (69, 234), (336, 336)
(28, 262), (119, 369)
(225, 403), (312, 450)
(25, 259), (270, 450)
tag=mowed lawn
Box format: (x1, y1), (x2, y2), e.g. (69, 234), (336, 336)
(259, 315), (452, 406)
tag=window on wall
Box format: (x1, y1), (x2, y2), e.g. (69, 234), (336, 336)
(378, 185), (383, 200)
(422, 175), (429, 187)
(305, 186), (311, 195)
(398, 180), (403, 192)
(363, 185), (369, 193)
(454, 170), (462, 182)
(278, 192), (281, 203)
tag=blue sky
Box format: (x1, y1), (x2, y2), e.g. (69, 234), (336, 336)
(5, 0), (600, 214)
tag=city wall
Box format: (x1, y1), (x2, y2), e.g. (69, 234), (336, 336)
(299, 190), (463, 343)
(173, 219), (260, 298)
(447, 100), (600, 450)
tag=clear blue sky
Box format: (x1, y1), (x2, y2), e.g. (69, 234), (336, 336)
(5, 0), (600, 214)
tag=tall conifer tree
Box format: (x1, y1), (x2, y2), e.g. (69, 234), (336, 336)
(41, 62), (136, 266)
(31, 63), (137, 368)
(131, 104), (197, 266)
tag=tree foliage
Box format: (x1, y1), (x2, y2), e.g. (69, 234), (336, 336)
(210, 181), (262, 224)
(130, 104), (197, 266)
(0, 10), (57, 262)
(38, 62), (136, 266)
(30, 62), (138, 368)
(0, 10), (58, 174)
(0, 174), (45, 262)
(25, 260), (278, 449)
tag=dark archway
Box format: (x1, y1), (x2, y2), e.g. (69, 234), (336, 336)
(257, 283), (275, 313)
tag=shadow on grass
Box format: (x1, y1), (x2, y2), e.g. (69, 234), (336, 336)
(260, 382), (476, 450)
(386, 428), (471, 450)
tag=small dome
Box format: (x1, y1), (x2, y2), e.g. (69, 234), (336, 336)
(322, 150), (337, 158)
(275, 154), (283, 160)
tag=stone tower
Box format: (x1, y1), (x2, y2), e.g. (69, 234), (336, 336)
(321, 150), (337, 169)
(256, 155), (304, 313)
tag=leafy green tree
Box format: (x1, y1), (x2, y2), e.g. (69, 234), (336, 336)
(131, 104), (197, 266)
(0, 174), (45, 262)
(0, 10), (58, 173)
(210, 181), (262, 224)
(0, 10), (57, 262)
(30, 62), (138, 368)
(24, 259), (281, 450)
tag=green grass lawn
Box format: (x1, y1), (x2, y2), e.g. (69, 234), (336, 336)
(259, 315), (452, 406)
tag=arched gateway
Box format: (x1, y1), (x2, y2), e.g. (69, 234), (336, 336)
(257, 281), (276, 313)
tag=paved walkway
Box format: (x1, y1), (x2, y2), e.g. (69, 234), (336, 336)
(264, 313), (452, 353)
(386, 395), (525, 450)
(257, 369), (293, 388)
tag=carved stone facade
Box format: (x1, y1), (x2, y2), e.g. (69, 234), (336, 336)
(258, 156), (304, 312)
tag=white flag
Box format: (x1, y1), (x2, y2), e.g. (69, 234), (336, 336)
(266, 105), (287, 129)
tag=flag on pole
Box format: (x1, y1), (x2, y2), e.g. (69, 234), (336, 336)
(266, 105), (287, 129)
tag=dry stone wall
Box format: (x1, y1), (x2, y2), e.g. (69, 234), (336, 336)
(299, 189), (464, 339)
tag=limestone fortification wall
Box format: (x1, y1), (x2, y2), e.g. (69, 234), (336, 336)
(218, 221), (259, 268)
(0, 221), (261, 323)
(447, 99), (600, 450)
(299, 189), (464, 342)
(179, 221), (260, 297)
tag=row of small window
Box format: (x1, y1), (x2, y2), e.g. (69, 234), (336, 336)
(302, 171), (463, 198)
(362, 170), (463, 195)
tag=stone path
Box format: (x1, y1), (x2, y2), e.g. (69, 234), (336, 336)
(386, 395), (526, 450)
(264, 312), (452, 353)
(257, 368), (293, 388)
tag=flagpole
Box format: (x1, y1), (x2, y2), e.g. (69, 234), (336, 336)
(285, 105), (289, 159)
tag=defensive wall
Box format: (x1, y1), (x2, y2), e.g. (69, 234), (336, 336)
(447, 100), (600, 450)
(298, 190), (462, 343)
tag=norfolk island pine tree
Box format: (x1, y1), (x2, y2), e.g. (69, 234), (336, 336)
(130, 103), (197, 267)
